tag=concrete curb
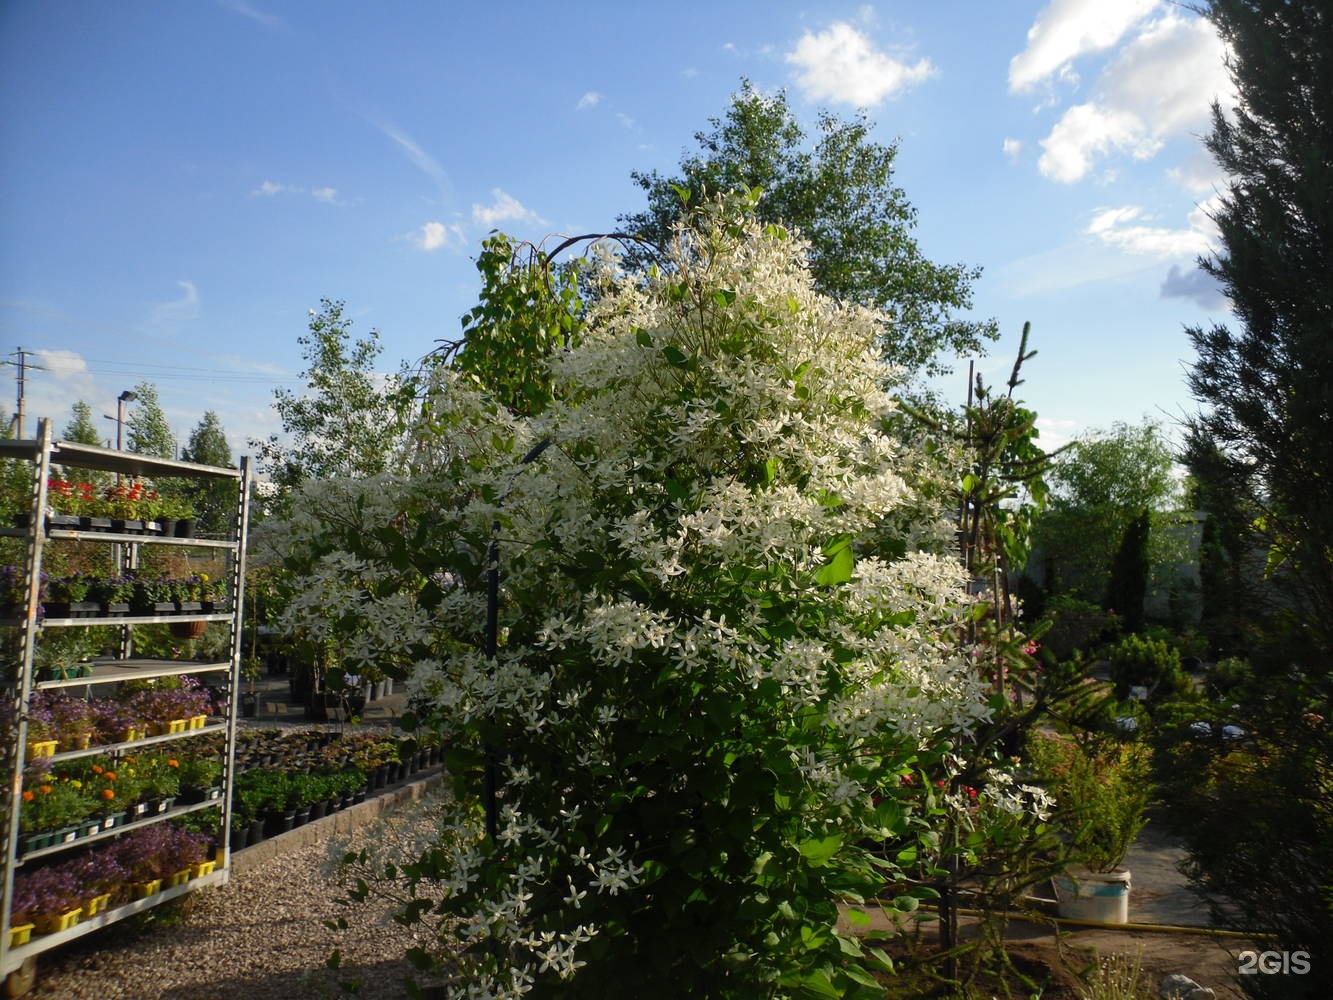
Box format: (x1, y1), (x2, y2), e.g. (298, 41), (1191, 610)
(230, 766), (446, 876)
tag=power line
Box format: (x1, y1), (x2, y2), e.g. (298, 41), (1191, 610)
(34, 358), (290, 385)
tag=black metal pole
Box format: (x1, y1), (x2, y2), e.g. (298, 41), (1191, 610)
(481, 438), (550, 847)
(484, 528), (500, 844)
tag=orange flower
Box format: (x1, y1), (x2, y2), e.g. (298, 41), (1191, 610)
(101, 789), (115, 800)
(105, 772), (116, 781)
(91, 764), (104, 774)
(167, 759), (178, 768)
(38, 785), (52, 795)
(21, 790), (33, 802)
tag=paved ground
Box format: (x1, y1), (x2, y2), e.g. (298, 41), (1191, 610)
(244, 670), (409, 727)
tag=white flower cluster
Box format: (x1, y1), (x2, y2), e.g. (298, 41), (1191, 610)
(278, 199), (1026, 993)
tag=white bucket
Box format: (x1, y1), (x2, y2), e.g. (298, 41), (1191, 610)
(1053, 868), (1131, 924)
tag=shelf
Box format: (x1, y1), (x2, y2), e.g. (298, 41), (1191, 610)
(1, 866), (230, 975)
(32, 612), (233, 629)
(0, 437), (241, 480)
(46, 718), (228, 762)
(0, 527), (236, 548)
(3, 421), (250, 977)
(33, 658), (232, 689)
(15, 797), (226, 865)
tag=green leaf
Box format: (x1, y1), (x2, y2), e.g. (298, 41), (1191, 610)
(843, 907), (871, 927)
(797, 968), (840, 999)
(815, 541), (854, 586)
(635, 328), (654, 348)
(837, 933), (864, 957)
(843, 964), (882, 988)
(867, 946), (896, 974)
(713, 288), (737, 307)
(663, 344), (689, 368)
(797, 833), (844, 866)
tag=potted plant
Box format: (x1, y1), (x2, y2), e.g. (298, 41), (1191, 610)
(91, 698), (140, 744)
(41, 477), (97, 530)
(32, 628), (99, 682)
(111, 824), (205, 889)
(135, 753), (183, 809)
(10, 865), (84, 935)
(240, 654), (262, 718)
(32, 690), (96, 751)
(0, 564), (47, 617)
(46, 571), (99, 617)
(129, 572), (179, 614)
(1027, 731), (1151, 923)
(235, 769), (295, 837)
(152, 492), (195, 538)
(62, 842), (130, 916)
(176, 755), (223, 802)
(19, 774), (97, 840)
(88, 575), (134, 615)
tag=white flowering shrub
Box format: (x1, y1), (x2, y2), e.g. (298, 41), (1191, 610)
(296, 197), (1010, 998)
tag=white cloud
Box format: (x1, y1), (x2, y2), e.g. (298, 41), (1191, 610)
(373, 121), (452, 201)
(1009, 0), (1160, 93)
(785, 22), (934, 106)
(217, 0), (282, 29)
(616, 112), (636, 130)
(150, 281), (200, 325)
(1034, 416), (1082, 453)
(1037, 103), (1159, 182)
(471, 189), (545, 229)
(1035, 11), (1232, 183)
(1087, 205), (1145, 235)
(1086, 199), (1218, 259)
(1167, 150), (1227, 193)
(252, 180), (285, 196)
(311, 187), (338, 203)
(576, 91), (601, 110)
(1002, 137), (1023, 161)
(24, 350), (100, 439)
(995, 239), (1162, 296)
(412, 221), (463, 252)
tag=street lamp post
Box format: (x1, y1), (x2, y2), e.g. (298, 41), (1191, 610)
(115, 390), (137, 451)
(102, 390), (138, 452)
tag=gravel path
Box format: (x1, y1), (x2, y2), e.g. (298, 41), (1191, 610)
(22, 787), (452, 1000)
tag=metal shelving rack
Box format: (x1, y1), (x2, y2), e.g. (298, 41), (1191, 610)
(1, 419), (251, 995)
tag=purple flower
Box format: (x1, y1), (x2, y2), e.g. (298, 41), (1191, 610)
(10, 865), (82, 924)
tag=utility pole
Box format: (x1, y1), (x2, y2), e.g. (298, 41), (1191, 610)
(4, 348), (45, 438)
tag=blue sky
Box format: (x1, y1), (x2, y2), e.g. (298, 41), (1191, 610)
(0, 0), (1234, 461)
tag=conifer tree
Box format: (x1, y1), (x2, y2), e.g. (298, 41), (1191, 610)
(61, 401), (104, 446)
(125, 382), (176, 459)
(1185, 0), (1333, 643)
(1170, 5), (1333, 991)
(180, 411), (235, 535)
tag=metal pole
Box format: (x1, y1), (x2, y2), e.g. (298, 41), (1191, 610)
(484, 530), (500, 843)
(482, 438), (551, 846)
